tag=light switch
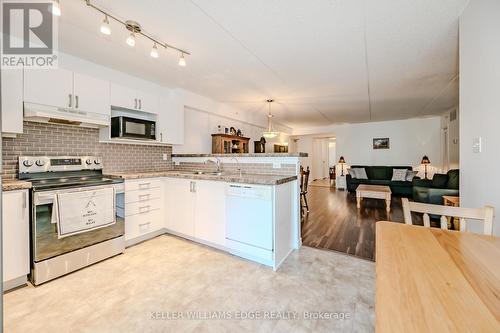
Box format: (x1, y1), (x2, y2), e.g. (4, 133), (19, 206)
(472, 137), (482, 153)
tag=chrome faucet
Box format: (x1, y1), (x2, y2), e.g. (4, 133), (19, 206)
(205, 157), (221, 173)
(231, 156), (242, 177)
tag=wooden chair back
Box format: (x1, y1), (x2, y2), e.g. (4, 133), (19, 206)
(401, 198), (494, 235)
(300, 166), (310, 194)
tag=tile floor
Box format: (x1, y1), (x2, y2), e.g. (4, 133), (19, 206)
(4, 235), (375, 333)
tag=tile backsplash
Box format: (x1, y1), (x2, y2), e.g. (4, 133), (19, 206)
(2, 121), (172, 179)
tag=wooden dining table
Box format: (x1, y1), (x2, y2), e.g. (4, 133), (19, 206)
(376, 221), (500, 332)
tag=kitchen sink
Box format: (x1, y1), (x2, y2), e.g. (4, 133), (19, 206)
(177, 170), (224, 176)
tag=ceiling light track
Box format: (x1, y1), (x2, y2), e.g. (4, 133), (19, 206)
(84, 0), (190, 64)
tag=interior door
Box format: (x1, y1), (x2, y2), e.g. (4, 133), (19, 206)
(24, 68), (73, 108)
(73, 73), (110, 115)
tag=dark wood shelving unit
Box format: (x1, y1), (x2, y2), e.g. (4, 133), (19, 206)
(211, 134), (250, 154)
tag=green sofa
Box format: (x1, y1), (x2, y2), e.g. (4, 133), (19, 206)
(346, 165), (417, 197)
(413, 169), (459, 205)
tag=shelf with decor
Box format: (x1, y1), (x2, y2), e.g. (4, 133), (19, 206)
(211, 134), (250, 154)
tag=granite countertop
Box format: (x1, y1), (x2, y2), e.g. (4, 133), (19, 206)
(172, 153), (308, 158)
(2, 179), (32, 191)
(104, 171), (297, 185)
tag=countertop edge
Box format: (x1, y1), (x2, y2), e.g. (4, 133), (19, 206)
(2, 180), (32, 191)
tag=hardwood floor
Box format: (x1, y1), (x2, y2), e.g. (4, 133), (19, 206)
(301, 180), (414, 261)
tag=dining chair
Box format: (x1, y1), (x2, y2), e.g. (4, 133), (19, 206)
(401, 198), (494, 235)
(300, 166), (310, 215)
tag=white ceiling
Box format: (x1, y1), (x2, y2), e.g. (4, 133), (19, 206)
(58, 0), (469, 129)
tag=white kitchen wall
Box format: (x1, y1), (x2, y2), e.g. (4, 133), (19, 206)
(459, 0), (500, 236)
(291, 117), (443, 178)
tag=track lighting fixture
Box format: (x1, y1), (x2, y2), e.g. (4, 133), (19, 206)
(84, 0), (191, 66)
(150, 43), (159, 58)
(126, 32), (136, 47)
(100, 15), (111, 35)
(51, 0), (61, 16)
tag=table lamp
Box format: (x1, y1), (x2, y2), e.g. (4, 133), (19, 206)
(421, 155), (431, 180)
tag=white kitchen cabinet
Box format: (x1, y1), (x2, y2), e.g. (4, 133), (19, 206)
(194, 180), (226, 247)
(157, 92), (184, 144)
(24, 68), (73, 109)
(164, 178), (195, 237)
(2, 190), (30, 290)
(1, 68), (23, 134)
(73, 73), (110, 115)
(110, 83), (159, 114)
(24, 68), (110, 116)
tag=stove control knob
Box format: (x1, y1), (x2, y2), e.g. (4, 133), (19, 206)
(94, 159), (101, 165)
(35, 160), (45, 167)
(86, 159), (93, 165)
(23, 160), (34, 167)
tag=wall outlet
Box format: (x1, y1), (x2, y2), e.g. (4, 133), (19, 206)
(163, 154), (169, 161)
(472, 137), (482, 153)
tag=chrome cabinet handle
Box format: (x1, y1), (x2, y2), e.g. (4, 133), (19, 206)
(138, 194), (150, 200)
(138, 99), (142, 109)
(134, 98), (138, 109)
(68, 94), (72, 107)
(190, 181), (196, 192)
(139, 222), (151, 227)
(75, 95), (79, 109)
(138, 205), (151, 213)
(138, 182), (151, 189)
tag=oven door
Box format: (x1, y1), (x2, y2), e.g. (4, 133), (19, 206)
(111, 116), (156, 140)
(32, 184), (125, 262)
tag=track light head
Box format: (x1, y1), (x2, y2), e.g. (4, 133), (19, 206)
(100, 15), (111, 35)
(150, 43), (159, 58)
(178, 53), (186, 67)
(126, 33), (136, 47)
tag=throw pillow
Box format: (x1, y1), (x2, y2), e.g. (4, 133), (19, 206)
(405, 170), (418, 182)
(432, 174), (448, 188)
(347, 169), (357, 178)
(391, 169), (407, 181)
(354, 168), (368, 180)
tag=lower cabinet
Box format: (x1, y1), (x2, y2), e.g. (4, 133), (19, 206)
(2, 190), (30, 290)
(164, 178), (226, 247)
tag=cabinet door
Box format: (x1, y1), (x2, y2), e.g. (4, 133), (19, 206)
(1, 68), (23, 134)
(157, 93), (184, 144)
(110, 83), (136, 110)
(164, 178), (195, 236)
(2, 190), (30, 282)
(73, 73), (110, 115)
(137, 91), (159, 114)
(24, 68), (73, 108)
(194, 180), (226, 246)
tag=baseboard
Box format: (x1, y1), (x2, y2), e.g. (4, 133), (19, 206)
(3, 276), (28, 292)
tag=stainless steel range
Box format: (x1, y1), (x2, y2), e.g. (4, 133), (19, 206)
(19, 156), (125, 285)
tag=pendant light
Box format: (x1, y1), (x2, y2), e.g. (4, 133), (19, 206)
(262, 99), (279, 139)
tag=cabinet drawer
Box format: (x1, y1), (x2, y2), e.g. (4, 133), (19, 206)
(125, 178), (162, 192)
(125, 187), (162, 204)
(125, 199), (161, 217)
(125, 209), (162, 241)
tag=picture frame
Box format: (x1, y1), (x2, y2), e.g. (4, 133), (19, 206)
(373, 138), (390, 149)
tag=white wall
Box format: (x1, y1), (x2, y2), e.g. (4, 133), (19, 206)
(291, 117), (443, 178)
(173, 91), (291, 153)
(459, 0), (500, 235)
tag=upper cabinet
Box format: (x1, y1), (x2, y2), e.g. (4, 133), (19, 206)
(157, 91), (184, 145)
(72, 73), (110, 116)
(1, 68), (23, 134)
(110, 83), (159, 114)
(24, 68), (110, 116)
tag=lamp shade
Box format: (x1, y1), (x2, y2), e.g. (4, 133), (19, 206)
(421, 155), (430, 164)
(338, 156), (346, 164)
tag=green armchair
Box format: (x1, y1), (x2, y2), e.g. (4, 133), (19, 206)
(413, 169), (459, 205)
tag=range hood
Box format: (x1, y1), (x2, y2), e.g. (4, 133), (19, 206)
(24, 103), (110, 128)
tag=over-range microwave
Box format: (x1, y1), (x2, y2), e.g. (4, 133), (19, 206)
(111, 116), (156, 140)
